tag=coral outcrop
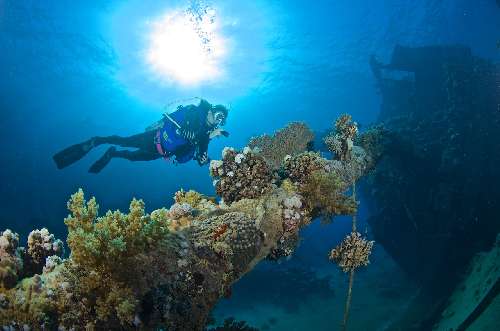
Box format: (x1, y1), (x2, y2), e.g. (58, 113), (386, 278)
(0, 230), (23, 289)
(210, 147), (276, 205)
(26, 228), (64, 275)
(324, 114), (358, 161)
(248, 122), (314, 169)
(282, 151), (327, 186)
(0, 117), (383, 331)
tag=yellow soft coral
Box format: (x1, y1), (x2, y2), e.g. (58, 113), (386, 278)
(62, 189), (172, 326)
(300, 170), (357, 219)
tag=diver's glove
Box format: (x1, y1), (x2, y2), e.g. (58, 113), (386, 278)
(197, 152), (210, 166)
(209, 128), (230, 139)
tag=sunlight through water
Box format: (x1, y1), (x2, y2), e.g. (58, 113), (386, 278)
(145, 2), (228, 86)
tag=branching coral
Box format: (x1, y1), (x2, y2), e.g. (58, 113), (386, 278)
(300, 170), (358, 219)
(1, 227), (65, 291)
(329, 232), (374, 273)
(61, 189), (175, 327)
(324, 114), (358, 161)
(174, 189), (217, 212)
(248, 122), (314, 169)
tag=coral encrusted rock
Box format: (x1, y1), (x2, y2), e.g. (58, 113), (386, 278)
(210, 147), (276, 204)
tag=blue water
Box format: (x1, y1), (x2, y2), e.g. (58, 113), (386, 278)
(1, 1), (499, 330)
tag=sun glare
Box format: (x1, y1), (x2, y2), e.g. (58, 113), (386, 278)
(145, 4), (227, 86)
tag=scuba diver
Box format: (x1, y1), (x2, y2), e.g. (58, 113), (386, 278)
(53, 99), (229, 173)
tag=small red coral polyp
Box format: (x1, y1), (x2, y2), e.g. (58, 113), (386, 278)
(213, 224), (229, 241)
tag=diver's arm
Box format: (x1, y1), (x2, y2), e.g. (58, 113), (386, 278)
(195, 135), (210, 166)
(209, 128), (229, 139)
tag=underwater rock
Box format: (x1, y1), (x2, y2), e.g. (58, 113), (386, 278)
(0, 118), (382, 330)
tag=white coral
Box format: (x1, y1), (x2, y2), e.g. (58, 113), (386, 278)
(169, 203), (193, 219)
(0, 229), (19, 254)
(43, 255), (63, 274)
(243, 146), (252, 155)
(27, 228), (64, 264)
(209, 160), (223, 172)
(235, 153), (245, 164)
(284, 195), (302, 209)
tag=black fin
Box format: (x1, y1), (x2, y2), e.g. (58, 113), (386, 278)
(52, 139), (95, 169)
(88, 147), (115, 174)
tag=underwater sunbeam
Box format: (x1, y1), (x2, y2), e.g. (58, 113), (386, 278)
(145, 4), (227, 86)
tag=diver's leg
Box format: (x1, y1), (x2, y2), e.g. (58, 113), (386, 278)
(110, 149), (161, 162)
(88, 147), (161, 173)
(94, 131), (156, 150)
(53, 131), (155, 170)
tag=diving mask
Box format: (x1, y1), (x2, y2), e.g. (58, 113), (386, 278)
(213, 111), (226, 126)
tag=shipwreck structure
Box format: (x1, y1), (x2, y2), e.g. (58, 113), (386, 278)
(366, 45), (500, 330)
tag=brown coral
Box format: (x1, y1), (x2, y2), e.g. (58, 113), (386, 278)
(210, 147), (275, 204)
(248, 122), (314, 169)
(0, 230), (23, 289)
(282, 151), (327, 186)
(26, 228), (64, 275)
(329, 231), (374, 273)
(324, 114), (358, 161)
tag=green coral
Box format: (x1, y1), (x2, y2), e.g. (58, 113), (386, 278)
(62, 189), (172, 326)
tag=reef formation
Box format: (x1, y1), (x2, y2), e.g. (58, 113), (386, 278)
(0, 118), (382, 330)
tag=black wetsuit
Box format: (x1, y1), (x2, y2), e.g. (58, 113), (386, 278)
(94, 106), (212, 165)
(53, 104), (214, 173)
(92, 130), (160, 162)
